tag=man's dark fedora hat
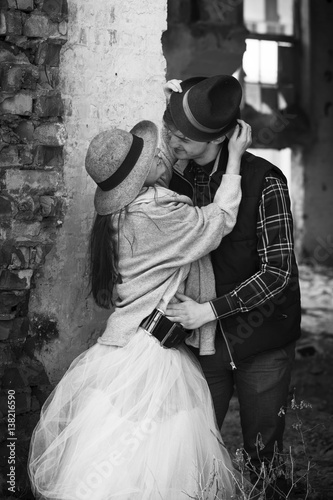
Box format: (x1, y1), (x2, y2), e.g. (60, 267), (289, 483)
(169, 75), (242, 142)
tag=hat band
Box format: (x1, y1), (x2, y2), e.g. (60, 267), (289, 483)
(97, 134), (144, 192)
(183, 89), (225, 135)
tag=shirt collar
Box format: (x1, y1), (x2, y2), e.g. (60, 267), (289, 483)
(189, 142), (228, 176)
(190, 159), (215, 175)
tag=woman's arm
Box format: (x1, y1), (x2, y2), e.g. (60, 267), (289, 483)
(213, 120), (252, 236)
(156, 79), (184, 188)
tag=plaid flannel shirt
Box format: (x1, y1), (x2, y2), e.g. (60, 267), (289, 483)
(189, 163), (294, 319)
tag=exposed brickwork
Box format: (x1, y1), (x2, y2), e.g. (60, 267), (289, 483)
(0, 0), (68, 497)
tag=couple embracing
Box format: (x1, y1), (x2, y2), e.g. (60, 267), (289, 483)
(29, 75), (301, 500)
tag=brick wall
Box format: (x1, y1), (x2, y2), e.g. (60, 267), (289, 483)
(0, 1), (68, 497)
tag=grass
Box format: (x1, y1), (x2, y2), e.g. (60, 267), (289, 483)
(182, 392), (315, 500)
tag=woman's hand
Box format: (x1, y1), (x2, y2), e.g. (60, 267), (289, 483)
(163, 79), (183, 102)
(165, 293), (215, 330)
(224, 119), (252, 175)
(228, 119), (252, 159)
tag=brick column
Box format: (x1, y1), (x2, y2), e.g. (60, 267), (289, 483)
(0, 0), (68, 496)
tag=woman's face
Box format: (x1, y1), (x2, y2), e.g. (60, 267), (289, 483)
(144, 149), (166, 186)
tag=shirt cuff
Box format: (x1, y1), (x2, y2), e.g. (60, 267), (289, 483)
(210, 293), (238, 319)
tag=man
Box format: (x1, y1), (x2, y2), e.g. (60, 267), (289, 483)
(163, 75), (301, 499)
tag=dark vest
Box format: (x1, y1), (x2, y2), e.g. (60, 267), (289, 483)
(170, 147), (301, 362)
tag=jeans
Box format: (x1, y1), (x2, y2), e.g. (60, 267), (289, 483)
(190, 331), (295, 466)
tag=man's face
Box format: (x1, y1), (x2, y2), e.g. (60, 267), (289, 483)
(166, 126), (210, 162)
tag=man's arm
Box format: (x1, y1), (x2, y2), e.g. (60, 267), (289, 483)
(166, 175), (295, 328)
(211, 175), (294, 316)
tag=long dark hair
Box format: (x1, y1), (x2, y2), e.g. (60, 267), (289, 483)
(88, 188), (161, 308)
(88, 213), (119, 309)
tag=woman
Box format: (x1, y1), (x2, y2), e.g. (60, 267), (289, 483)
(28, 118), (251, 500)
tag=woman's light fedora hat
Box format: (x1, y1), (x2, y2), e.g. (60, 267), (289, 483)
(168, 75), (242, 142)
(85, 120), (158, 215)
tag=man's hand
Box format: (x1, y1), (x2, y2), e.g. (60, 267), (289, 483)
(165, 293), (216, 329)
(163, 79), (183, 102)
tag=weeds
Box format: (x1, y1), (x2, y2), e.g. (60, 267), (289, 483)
(183, 392), (315, 499)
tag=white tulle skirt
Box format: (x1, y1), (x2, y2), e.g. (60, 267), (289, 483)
(29, 328), (240, 500)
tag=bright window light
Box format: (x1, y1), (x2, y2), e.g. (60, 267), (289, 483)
(243, 39), (260, 83)
(260, 40), (278, 84)
(243, 39), (278, 84)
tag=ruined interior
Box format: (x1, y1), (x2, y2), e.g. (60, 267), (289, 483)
(0, 0), (332, 498)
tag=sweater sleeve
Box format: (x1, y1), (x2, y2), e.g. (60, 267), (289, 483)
(133, 176), (241, 271)
(213, 173), (242, 237)
(156, 126), (242, 238)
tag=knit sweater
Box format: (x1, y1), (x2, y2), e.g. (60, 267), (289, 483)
(98, 175), (241, 355)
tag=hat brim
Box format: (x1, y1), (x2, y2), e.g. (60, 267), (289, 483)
(169, 76), (239, 142)
(94, 121), (158, 215)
